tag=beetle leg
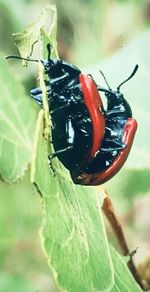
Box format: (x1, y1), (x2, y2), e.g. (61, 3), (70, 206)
(50, 102), (70, 114)
(30, 87), (44, 106)
(30, 92), (43, 106)
(50, 118), (75, 158)
(101, 142), (126, 152)
(50, 72), (69, 86)
(30, 73), (69, 103)
(106, 108), (125, 116)
(30, 87), (42, 95)
(105, 139), (125, 146)
(101, 146), (125, 152)
(50, 95), (82, 113)
(97, 86), (111, 94)
(49, 145), (73, 159)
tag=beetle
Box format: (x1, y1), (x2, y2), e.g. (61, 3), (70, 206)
(6, 44), (106, 171)
(6, 46), (138, 186)
(71, 65), (138, 185)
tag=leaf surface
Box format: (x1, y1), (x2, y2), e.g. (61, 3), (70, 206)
(0, 58), (38, 181)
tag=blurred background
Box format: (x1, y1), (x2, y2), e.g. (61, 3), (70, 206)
(0, 0), (150, 291)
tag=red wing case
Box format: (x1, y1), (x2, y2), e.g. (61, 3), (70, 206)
(79, 74), (105, 163)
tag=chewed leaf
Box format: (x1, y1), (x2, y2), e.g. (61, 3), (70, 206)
(12, 5), (56, 60)
(0, 58), (38, 182)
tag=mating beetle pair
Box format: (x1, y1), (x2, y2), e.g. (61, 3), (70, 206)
(6, 45), (138, 185)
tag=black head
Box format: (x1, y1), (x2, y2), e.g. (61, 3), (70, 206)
(99, 64), (138, 99)
(98, 65), (139, 116)
(98, 64), (139, 97)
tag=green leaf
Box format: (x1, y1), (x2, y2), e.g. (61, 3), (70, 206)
(26, 6), (143, 291)
(3, 5), (144, 291)
(0, 174), (54, 291)
(12, 5), (56, 60)
(32, 112), (113, 291)
(0, 57), (38, 182)
(31, 111), (142, 291)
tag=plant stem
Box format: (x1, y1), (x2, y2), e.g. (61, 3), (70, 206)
(102, 193), (145, 290)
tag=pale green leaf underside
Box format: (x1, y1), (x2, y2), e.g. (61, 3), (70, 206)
(32, 113), (114, 291)
(0, 58), (38, 181)
(32, 112), (142, 292)
(12, 5), (56, 60)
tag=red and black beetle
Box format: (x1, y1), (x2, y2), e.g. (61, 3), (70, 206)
(6, 44), (106, 171)
(71, 65), (138, 185)
(6, 45), (138, 186)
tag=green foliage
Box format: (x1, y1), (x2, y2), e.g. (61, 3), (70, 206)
(32, 105), (142, 292)
(13, 5), (56, 61)
(0, 2), (149, 291)
(0, 175), (52, 292)
(0, 58), (38, 182)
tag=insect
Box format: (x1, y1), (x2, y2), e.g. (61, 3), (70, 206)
(71, 65), (138, 185)
(6, 45), (105, 171)
(6, 46), (138, 186)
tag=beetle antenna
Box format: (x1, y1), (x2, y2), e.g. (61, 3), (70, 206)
(47, 43), (52, 61)
(5, 55), (39, 62)
(117, 64), (139, 91)
(99, 70), (112, 90)
(6, 44), (53, 63)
